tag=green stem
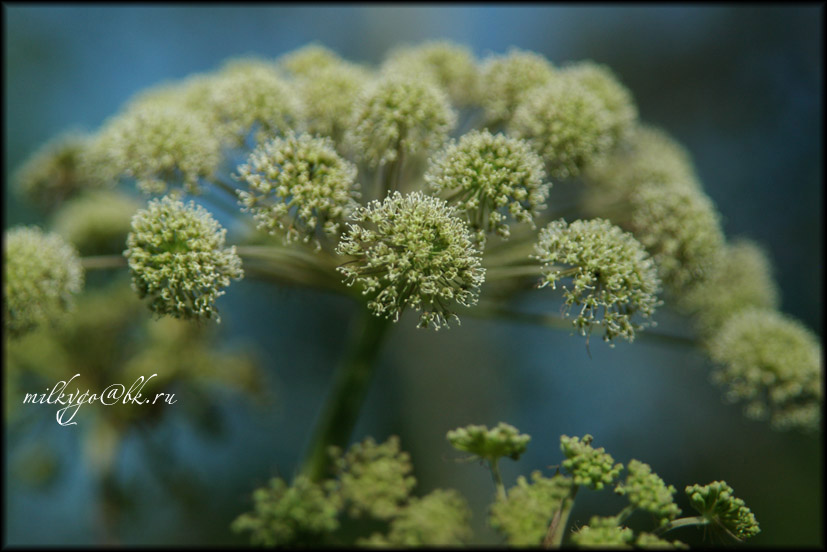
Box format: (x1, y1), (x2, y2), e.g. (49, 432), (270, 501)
(81, 255), (128, 270)
(489, 459), (507, 501)
(300, 311), (393, 481)
(484, 264), (543, 281)
(653, 516), (710, 536)
(543, 484), (579, 548)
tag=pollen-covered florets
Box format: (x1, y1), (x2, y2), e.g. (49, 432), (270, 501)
(509, 74), (615, 180)
(533, 218), (661, 344)
(236, 133), (360, 245)
(4, 226), (84, 337)
(345, 76), (456, 167)
(706, 308), (822, 431)
(561, 61), (638, 146)
(478, 48), (555, 125)
(124, 196), (243, 322)
(425, 130), (550, 245)
(93, 103), (221, 196)
(294, 63), (373, 140)
(336, 191), (485, 330)
(382, 41), (480, 106)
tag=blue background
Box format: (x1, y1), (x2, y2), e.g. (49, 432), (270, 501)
(4, 5), (823, 546)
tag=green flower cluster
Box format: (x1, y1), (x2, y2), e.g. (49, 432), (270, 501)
(685, 481), (761, 540)
(615, 460), (681, 525)
(533, 218), (661, 344)
(478, 48), (555, 125)
(345, 75), (456, 167)
(336, 191), (485, 330)
(571, 515), (634, 547)
(235, 133), (360, 246)
(446, 422), (530, 462)
(4, 226), (84, 337)
(294, 63), (373, 140)
(52, 190), (141, 256)
(124, 196), (243, 322)
(706, 307), (822, 431)
(489, 471), (573, 546)
(426, 130), (549, 244)
(559, 434), (623, 490)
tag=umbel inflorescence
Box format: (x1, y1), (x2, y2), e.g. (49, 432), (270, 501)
(6, 41), (821, 436)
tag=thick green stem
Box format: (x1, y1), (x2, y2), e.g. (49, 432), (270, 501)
(300, 311), (393, 481)
(543, 484), (579, 548)
(489, 459), (507, 501)
(653, 516), (710, 536)
(82, 255), (128, 270)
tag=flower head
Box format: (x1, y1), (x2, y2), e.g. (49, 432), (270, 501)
(4, 227), (84, 337)
(489, 471), (573, 546)
(685, 481), (760, 540)
(478, 48), (555, 125)
(52, 190), (141, 256)
(533, 218), (661, 344)
(235, 133), (360, 246)
(382, 41), (479, 106)
(331, 436), (416, 520)
(447, 422), (531, 462)
(706, 308), (822, 431)
(336, 191), (485, 330)
(294, 63), (373, 140)
(278, 43), (343, 77)
(509, 74), (616, 180)
(124, 196), (243, 322)
(560, 434), (623, 490)
(425, 130), (550, 244)
(571, 516), (634, 547)
(614, 460), (681, 525)
(345, 75), (456, 167)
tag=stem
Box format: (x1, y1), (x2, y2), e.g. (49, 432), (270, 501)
(489, 459), (507, 501)
(484, 264), (543, 281)
(543, 484), (578, 548)
(653, 516), (709, 536)
(81, 255), (128, 270)
(300, 310), (393, 481)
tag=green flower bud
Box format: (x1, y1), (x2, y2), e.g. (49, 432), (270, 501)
(571, 516), (634, 547)
(509, 74), (615, 180)
(561, 61), (638, 146)
(383, 41), (480, 106)
(295, 63), (373, 140)
(635, 532), (689, 549)
(624, 184), (724, 296)
(52, 190), (142, 256)
(124, 196), (243, 322)
(478, 48), (555, 125)
(232, 475), (341, 546)
(4, 226), (84, 337)
(615, 460), (681, 525)
(706, 308), (822, 431)
(532, 218), (661, 344)
(489, 471), (573, 546)
(685, 481), (760, 540)
(94, 103), (221, 196)
(337, 191), (485, 330)
(205, 60), (299, 146)
(360, 489), (472, 546)
(446, 422), (531, 462)
(13, 131), (105, 210)
(278, 43), (342, 77)
(425, 130), (550, 244)
(560, 434), (623, 490)
(331, 436), (416, 520)
(345, 75), (457, 167)
(679, 239), (780, 335)
(235, 133), (360, 246)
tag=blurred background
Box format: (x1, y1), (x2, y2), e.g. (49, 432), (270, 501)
(4, 5), (822, 546)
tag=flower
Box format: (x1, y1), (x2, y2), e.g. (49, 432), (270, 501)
(52, 190), (141, 256)
(685, 481), (760, 540)
(278, 43), (343, 76)
(446, 422), (531, 462)
(345, 75), (456, 167)
(571, 516), (635, 547)
(425, 130), (550, 244)
(614, 460), (681, 525)
(294, 63), (373, 140)
(533, 218), (661, 344)
(124, 196), (243, 322)
(559, 434), (623, 490)
(235, 133), (360, 246)
(489, 471), (573, 546)
(4, 226), (84, 337)
(336, 191), (485, 330)
(706, 307), (822, 431)
(478, 48), (555, 125)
